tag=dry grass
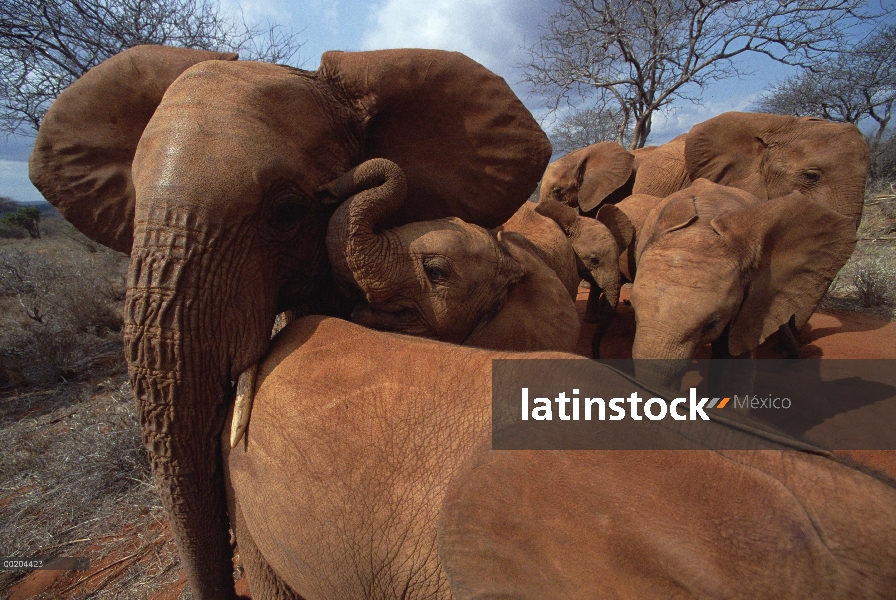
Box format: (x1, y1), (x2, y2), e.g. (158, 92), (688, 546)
(823, 184), (896, 319)
(0, 215), (127, 388)
(0, 214), (197, 599)
(0, 375), (191, 599)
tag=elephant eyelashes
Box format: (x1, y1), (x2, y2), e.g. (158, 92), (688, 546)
(422, 257), (451, 284)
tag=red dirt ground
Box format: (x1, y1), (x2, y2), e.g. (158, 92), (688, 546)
(575, 285), (896, 359)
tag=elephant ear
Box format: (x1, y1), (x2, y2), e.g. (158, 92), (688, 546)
(685, 112), (795, 200)
(595, 204), (633, 252)
(319, 49), (552, 228)
(631, 134), (690, 197)
(29, 45), (238, 254)
(464, 230), (580, 352)
(576, 142), (635, 212)
(533, 198), (579, 232)
(712, 194), (856, 356)
(636, 191), (698, 258)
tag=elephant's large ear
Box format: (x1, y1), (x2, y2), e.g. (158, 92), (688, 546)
(576, 142), (634, 212)
(685, 112), (794, 200)
(319, 49), (552, 228)
(595, 204), (633, 252)
(533, 198), (578, 232)
(29, 46), (238, 254)
(465, 231), (580, 352)
(636, 191), (698, 258)
(631, 134), (690, 198)
(712, 194), (856, 356)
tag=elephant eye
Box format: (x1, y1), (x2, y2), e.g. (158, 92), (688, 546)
(701, 317), (721, 335)
(800, 170), (821, 184)
(422, 256), (451, 283)
(270, 202), (307, 231)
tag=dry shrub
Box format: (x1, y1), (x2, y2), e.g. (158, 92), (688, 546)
(853, 257), (896, 309)
(0, 376), (182, 597)
(0, 238), (127, 387)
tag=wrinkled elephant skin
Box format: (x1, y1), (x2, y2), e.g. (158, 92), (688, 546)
(29, 45), (550, 599)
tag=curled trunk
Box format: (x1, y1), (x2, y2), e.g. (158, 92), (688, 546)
(326, 159), (408, 302)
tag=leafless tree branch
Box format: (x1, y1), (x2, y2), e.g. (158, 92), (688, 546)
(522, 0), (889, 149)
(0, 0), (304, 135)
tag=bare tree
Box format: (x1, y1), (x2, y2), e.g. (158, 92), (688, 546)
(755, 25), (896, 151)
(523, 0), (886, 150)
(550, 107), (634, 153)
(0, 0), (303, 135)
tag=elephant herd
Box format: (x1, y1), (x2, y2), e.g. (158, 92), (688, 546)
(28, 46), (895, 599)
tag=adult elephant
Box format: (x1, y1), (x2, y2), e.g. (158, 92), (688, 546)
(225, 316), (896, 599)
(29, 45), (550, 599)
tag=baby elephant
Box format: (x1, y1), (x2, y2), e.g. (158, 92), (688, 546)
(325, 158), (590, 353)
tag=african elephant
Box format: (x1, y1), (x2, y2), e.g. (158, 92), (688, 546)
(28, 45), (550, 599)
(629, 179), (856, 384)
(538, 135), (689, 214)
(530, 198), (633, 357)
(538, 141), (635, 211)
(325, 160), (580, 352)
(225, 315), (896, 599)
(685, 111), (869, 227)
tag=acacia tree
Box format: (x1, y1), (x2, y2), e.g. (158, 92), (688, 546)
(523, 0), (884, 150)
(755, 25), (896, 153)
(0, 0), (303, 135)
(551, 107), (634, 153)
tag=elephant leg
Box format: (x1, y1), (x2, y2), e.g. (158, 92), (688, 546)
(583, 285), (602, 323)
(773, 317), (801, 358)
(233, 502), (304, 600)
(590, 295), (617, 359)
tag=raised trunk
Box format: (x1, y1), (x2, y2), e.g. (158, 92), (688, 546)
(125, 212), (272, 599)
(326, 159), (407, 302)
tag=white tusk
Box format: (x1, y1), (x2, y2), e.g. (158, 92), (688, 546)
(230, 364), (258, 448)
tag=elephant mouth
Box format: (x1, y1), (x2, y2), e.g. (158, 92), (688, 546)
(351, 304), (429, 335)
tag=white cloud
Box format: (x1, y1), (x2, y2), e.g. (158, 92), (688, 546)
(361, 0), (549, 85)
(648, 92), (762, 145)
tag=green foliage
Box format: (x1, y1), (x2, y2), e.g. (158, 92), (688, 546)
(2, 207), (41, 239)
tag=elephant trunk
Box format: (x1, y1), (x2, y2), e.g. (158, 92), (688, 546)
(632, 330), (694, 391)
(326, 158), (408, 302)
(125, 213), (273, 599)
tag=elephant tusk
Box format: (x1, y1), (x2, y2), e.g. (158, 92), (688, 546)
(230, 364), (258, 448)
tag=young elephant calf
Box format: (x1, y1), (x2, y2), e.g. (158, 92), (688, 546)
(325, 158), (588, 353)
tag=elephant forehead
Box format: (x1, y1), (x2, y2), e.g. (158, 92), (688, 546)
(133, 61), (358, 211)
(769, 120), (868, 167)
(403, 220), (496, 256)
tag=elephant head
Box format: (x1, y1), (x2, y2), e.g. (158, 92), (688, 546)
(29, 45), (550, 599)
(533, 198), (632, 308)
(539, 141), (634, 212)
(630, 180), (856, 380)
(326, 160), (580, 352)
(685, 112), (870, 227)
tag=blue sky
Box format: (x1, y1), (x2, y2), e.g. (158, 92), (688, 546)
(2, 0), (804, 204)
